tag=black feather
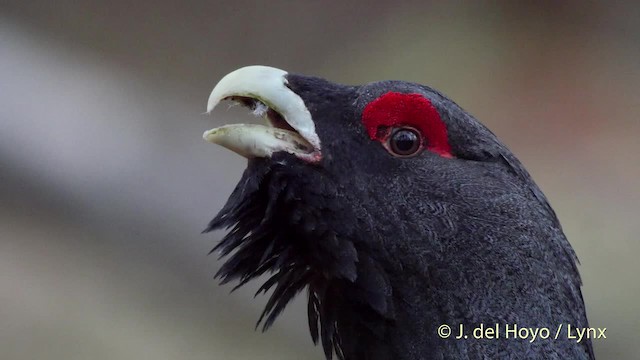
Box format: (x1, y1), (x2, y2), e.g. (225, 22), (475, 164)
(204, 74), (594, 359)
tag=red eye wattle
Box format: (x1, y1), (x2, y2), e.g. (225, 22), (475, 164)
(361, 92), (453, 158)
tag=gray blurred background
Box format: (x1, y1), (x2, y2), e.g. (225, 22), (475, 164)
(1, 1), (638, 359)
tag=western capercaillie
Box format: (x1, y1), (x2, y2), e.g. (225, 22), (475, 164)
(201, 66), (594, 359)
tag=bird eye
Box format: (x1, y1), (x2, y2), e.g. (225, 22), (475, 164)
(388, 128), (422, 156)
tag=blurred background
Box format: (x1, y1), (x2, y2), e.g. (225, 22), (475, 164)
(1, 1), (638, 359)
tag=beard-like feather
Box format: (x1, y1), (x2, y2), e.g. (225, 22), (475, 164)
(204, 155), (394, 359)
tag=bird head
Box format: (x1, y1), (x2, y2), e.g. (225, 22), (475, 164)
(202, 66), (592, 359)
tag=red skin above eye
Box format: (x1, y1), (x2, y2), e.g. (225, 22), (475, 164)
(361, 92), (453, 158)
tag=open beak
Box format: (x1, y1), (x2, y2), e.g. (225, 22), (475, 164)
(204, 65), (322, 163)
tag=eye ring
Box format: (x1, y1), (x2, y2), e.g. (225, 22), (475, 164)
(387, 127), (423, 157)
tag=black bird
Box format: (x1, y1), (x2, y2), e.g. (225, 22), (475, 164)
(202, 66), (594, 359)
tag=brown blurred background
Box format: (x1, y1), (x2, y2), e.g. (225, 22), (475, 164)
(1, 1), (638, 359)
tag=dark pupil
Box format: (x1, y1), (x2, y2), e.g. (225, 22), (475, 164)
(393, 130), (418, 153)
